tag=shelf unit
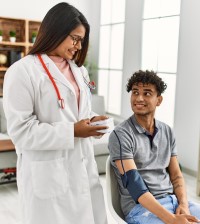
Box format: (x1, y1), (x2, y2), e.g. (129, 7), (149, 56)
(0, 17), (41, 96)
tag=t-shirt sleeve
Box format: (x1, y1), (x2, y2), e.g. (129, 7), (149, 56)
(108, 128), (134, 162)
(170, 128), (177, 156)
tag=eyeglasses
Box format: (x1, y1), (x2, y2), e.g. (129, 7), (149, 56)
(69, 34), (84, 46)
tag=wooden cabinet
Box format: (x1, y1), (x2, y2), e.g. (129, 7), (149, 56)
(0, 17), (41, 96)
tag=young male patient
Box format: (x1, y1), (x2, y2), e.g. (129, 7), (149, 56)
(108, 70), (200, 224)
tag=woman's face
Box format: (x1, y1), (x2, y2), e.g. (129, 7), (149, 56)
(49, 24), (86, 60)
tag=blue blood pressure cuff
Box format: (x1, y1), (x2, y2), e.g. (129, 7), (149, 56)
(121, 169), (149, 203)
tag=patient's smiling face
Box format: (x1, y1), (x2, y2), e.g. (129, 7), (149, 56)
(131, 83), (163, 117)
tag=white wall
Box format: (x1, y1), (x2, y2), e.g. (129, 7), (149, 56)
(121, 0), (144, 119)
(86, 0), (101, 90)
(174, 0), (200, 174)
(0, 0), (91, 21)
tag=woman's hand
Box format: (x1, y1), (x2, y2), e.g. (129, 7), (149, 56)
(90, 115), (109, 122)
(74, 117), (108, 138)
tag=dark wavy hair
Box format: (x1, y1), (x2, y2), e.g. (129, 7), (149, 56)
(126, 70), (167, 96)
(28, 2), (90, 67)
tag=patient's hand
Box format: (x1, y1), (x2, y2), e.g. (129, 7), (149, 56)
(175, 203), (190, 215)
(171, 214), (200, 223)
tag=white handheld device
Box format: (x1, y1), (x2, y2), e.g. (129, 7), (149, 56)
(90, 117), (114, 133)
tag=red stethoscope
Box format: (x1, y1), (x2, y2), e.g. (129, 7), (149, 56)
(37, 54), (96, 109)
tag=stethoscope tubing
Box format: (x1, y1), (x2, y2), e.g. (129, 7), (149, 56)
(37, 54), (95, 109)
(37, 54), (65, 109)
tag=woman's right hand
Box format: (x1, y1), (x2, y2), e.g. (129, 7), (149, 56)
(74, 118), (108, 138)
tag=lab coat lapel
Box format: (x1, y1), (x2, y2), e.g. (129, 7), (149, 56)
(68, 60), (85, 90)
(68, 60), (85, 117)
(68, 61), (91, 119)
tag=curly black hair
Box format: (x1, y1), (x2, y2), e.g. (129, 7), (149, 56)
(126, 70), (167, 96)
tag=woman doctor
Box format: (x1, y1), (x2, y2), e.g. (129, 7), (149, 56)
(3, 2), (108, 224)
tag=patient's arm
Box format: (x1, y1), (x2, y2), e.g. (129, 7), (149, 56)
(168, 156), (189, 215)
(115, 159), (199, 224)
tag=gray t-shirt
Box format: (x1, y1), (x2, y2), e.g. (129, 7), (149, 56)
(108, 115), (177, 216)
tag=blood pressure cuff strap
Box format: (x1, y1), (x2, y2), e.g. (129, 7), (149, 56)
(121, 169), (149, 203)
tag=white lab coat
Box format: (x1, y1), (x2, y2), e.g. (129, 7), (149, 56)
(3, 54), (108, 224)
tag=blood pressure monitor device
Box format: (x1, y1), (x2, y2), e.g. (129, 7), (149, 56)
(90, 117), (114, 133)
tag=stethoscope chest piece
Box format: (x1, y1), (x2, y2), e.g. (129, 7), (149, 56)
(58, 98), (65, 109)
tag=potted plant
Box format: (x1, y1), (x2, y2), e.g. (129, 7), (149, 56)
(32, 31), (37, 43)
(9, 30), (16, 42)
(0, 30), (3, 42)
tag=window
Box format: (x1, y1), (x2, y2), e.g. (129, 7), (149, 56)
(98, 0), (125, 115)
(142, 0), (181, 127)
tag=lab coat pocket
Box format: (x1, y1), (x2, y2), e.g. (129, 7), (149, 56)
(31, 158), (68, 199)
